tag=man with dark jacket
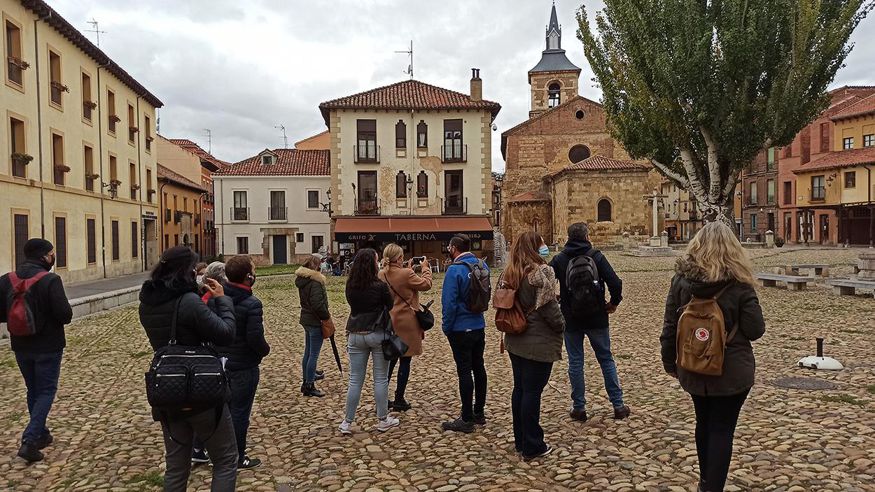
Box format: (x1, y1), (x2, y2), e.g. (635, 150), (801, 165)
(0, 239), (72, 462)
(550, 223), (630, 421)
(216, 256), (270, 470)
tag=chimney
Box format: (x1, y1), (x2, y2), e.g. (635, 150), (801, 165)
(470, 68), (482, 102)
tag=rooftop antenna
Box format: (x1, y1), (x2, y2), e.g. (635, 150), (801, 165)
(395, 40), (413, 79)
(85, 19), (107, 47)
(203, 129), (212, 154)
(275, 125), (288, 149)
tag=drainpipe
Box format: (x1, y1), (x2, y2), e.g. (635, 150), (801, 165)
(33, 11), (51, 237)
(96, 61), (110, 278)
(159, 181), (168, 252)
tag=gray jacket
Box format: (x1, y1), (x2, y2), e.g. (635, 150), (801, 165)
(504, 265), (566, 363)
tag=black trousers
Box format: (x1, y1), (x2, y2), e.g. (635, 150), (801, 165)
(691, 389), (750, 492)
(447, 330), (487, 422)
(227, 366), (260, 463)
(388, 356), (412, 401)
(509, 353), (553, 457)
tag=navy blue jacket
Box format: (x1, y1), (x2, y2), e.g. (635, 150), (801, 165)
(441, 252), (487, 333)
(215, 282), (270, 371)
(549, 239), (622, 331)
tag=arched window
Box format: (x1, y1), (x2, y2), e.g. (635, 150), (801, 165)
(568, 144), (591, 163)
(416, 171), (428, 198)
(417, 121), (428, 148)
(396, 171), (407, 198)
(532, 217), (541, 233)
(548, 83), (561, 108)
(395, 120), (406, 149)
(597, 199), (612, 222)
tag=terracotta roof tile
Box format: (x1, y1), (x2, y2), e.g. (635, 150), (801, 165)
(793, 147), (875, 173)
(830, 93), (875, 121)
(558, 155), (651, 173)
(166, 138), (229, 170)
(214, 149), (330, 176)
(319, 80), (501, 124)
(157, 164), (207, 192)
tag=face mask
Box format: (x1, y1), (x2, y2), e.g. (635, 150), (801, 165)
(44, 254), (56, 269)
(196, 275), (205, 287)
(538, 245), (550, 257)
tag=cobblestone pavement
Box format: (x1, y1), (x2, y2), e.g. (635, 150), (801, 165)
(0, 249), (873, 491)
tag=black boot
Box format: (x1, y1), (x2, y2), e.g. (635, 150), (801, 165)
(302, 382), (325, 398)
(17, 441), (44, 463)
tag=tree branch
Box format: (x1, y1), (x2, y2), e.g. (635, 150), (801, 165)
(700, 127), (721, 202)
(679, 148), (709, 206)
(650, 158), (689, 188)
(721, 171), (740, 204)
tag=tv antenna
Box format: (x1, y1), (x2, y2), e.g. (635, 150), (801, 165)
(85, 19), (107, 47)
(395, 40), (413, 79)
(275, 125), (288, 149)
(203, 129), (212, 154)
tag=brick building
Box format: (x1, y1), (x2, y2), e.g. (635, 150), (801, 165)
(501, 3), (659, 246)
(740, 148), (778, 241)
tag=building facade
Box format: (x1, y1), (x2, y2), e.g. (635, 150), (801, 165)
(213, 149), (331, 265)
(740, 148), (779, 242)
(319, 73), (500, 260)
(501, 4), (659, 246)
(661, 180), (700, 242)
(1, 0), (162, 282)
(157, 164), (206, 253)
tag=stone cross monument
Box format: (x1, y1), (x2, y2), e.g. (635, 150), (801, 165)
(643, 189), (668, 244)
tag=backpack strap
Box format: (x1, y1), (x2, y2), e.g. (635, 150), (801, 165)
(8, 271), (51, 294)
(168, 296), (183, 346)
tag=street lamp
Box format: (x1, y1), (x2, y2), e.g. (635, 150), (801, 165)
(320, 188), (333, 217)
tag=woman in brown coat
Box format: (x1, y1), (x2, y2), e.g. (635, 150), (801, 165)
(378, 243), (433, 411)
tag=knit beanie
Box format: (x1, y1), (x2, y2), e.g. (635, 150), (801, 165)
(23, 238), (54, 260)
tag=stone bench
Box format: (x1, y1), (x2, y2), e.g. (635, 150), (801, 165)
(785, 264), (830, 277)
(827, 279), (875, 297)
(756, 273), (811, 291)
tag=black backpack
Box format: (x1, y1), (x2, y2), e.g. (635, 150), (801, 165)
(455, 259), (491, 313)
(565, 250), (605, 318)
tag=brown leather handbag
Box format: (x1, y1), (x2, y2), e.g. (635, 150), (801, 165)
(493, 275), (527, 335)
(320, 317), (336, 339)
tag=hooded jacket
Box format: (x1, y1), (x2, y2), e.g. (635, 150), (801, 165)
(660, 259), (766, 397)
(296, 267), (330, 327)
(215, 282), (270, 371)
(549, 239), (622, 330)
(0, 260), (72, 353)
(441, 252), (488, 333)
(138, 279), (236, 350)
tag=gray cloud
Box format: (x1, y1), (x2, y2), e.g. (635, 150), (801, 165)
(51, 0), (874, 168)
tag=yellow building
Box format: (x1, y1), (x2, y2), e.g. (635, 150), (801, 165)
(1, 0), (162, 282)
(794, 94), (875, 245)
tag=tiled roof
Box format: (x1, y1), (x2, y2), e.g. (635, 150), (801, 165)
(557, 155), (651, 173)
(214, 149), (330, 176)
(166, 138), (229, 171)
(823, 86), (875, 118)
(19, 1), (162, 107)
(319, 80), (501, 124)
(157, 164), (207, 192)
(793, 147), (875, 173)
(830, 93), (875, 121)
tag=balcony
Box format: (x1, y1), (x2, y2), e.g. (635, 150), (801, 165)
(354, 199), (381, 216)
(441, 144), (467, 163)
(268, 206), (288, 221)
(442, 197), (468, 215)
(353, 144), (380, 164)
(231, 207), (249, 221)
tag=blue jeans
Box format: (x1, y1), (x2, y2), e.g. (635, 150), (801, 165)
(227, 366), (259, 463)
(344, 330), (390, 423)
(564, 328), (624, 410)
(301, 325), (324, 383)
(510, 353), (553, 457)
(15, 350), (63, 443)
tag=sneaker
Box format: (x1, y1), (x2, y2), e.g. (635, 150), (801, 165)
(522, 445), (553, 462)
(392, 399), (412, 412)
(35, 431), (54, 450)
(191, 448), (210, 464)
(613, 405), (631, 420)
(472, 412), (486, 426)
(569, 409), (588, 422)
(238, 456), (261, 469)
(17, 441), (44, 463)
(339, 420), (353, 435)
(441, 418), (475, 434)
(376, 416), (400, 432)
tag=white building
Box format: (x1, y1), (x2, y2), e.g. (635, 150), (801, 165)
(213, 149), (331, 264)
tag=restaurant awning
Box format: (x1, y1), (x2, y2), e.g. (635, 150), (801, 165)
(334, 216), (494, 243)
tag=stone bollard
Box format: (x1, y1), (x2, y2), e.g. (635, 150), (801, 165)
(660, 230), (669, 248)
(622, 232), (630, 251)
(765, 230), (775, 248)
(858, 252), (875, 280)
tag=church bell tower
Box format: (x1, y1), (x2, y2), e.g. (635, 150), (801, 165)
(528, 2), (581, 118)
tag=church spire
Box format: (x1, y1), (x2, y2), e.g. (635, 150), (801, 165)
(546, 1), (561, 50)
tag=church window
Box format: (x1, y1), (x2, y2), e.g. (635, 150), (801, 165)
(417, 171), (428, 198)
(396, 170), (408, 198)
(597, 199), (612, 222)
(548, 83), (561, 108)
(395, 120), (406, 149)
(575, 110), (585, 120)
(568, 144), (591, 163)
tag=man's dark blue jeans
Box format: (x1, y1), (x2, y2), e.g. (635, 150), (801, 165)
(15, 350), (63, 443)
(227, 366), (260, 463)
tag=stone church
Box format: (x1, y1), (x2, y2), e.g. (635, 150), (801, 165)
(501, 4), (661, 246)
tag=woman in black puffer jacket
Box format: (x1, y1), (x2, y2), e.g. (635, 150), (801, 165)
(139, 246), (238, 492)
(660, 222), (766, 492)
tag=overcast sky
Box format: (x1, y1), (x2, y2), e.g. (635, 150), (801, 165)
(51, 0), (875, 171)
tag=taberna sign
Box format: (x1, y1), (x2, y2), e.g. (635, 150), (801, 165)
(335, 230), (493, 242)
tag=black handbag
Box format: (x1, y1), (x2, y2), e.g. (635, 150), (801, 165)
(145, 297), (229, 412)
(387, 280), (435, 331)
(379, 308), (409, 360)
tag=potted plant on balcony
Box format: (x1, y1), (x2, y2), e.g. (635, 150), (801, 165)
(131, 184), (140, 191)
(129, 126), (139, 133)
(50, 81), (69, 93)
(53, 164), (71, 173)
(109, 115), (121, 123)
(145, 136), (154, 142)
(85, 173), (100, 180)
(109, 179), (122, 187)
(7, 56), (30, 70)
(84, 100), (98, 110)
(11, 153), (33, 165)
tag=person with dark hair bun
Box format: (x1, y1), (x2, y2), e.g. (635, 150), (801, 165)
(138, 246), (239, 490)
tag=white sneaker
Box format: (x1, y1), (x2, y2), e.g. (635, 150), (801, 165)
(339, 420), (352, 435)
(376, 416), (400, 432)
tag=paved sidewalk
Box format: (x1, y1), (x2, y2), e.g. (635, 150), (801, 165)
(64, 272), (149, 300)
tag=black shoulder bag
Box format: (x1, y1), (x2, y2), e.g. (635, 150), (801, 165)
(386, 279), (435, 331)
(378, 307), (409, 361)
(145, 296), (230, 412)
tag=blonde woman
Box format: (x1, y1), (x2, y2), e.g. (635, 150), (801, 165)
(660, 221), (765, 492)
(378, 244), (432, 411)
